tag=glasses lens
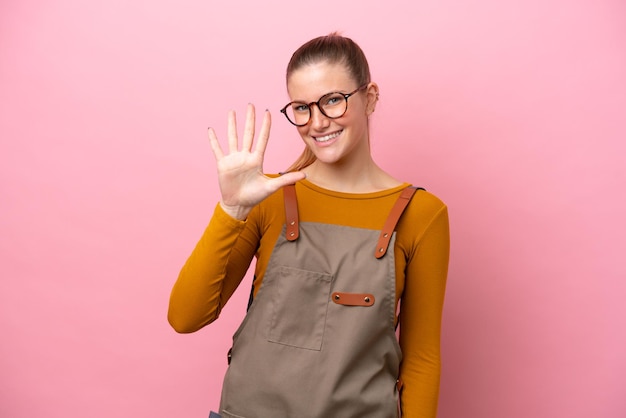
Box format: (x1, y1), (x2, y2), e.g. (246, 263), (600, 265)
(320, 93), (347, 118)
(282, 93), (350, 126)
(284, 103), (309, 126)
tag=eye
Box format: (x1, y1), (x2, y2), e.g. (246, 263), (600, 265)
(322, 94), (343, 107)
(292, 103), (309, 113)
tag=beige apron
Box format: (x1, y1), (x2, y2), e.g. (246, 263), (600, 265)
(219, 185), (418, 418)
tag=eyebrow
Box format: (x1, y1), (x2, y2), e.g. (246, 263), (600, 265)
(290, 88), (352, 103)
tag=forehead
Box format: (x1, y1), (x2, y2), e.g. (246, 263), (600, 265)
(287, 61), (355, 101)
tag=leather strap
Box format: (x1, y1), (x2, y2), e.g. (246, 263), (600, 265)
(375, 186), (422, 259)
(331, 292), (375, 307)
(283, 184), (299, 241)
(284, 184), (421, 251)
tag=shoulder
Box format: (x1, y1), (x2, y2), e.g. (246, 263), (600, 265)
(409, 188), (447, 216)
(397, 187), (448, 239)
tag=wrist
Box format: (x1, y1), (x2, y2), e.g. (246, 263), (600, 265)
(219, 201), (252, 220)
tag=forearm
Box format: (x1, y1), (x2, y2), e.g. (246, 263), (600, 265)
(168, 204), (255, 333)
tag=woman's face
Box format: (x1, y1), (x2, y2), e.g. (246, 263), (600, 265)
(286, 61), (376, 167)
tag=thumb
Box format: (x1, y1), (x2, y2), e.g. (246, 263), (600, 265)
(270, 171), (307, 190)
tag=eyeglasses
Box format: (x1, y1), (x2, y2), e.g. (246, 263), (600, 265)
(280, 84), (368, 126)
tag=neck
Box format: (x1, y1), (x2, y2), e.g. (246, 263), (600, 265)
(303, 157), (401, 193)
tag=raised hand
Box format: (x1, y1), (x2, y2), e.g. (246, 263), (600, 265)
(208, 103), (306, 220)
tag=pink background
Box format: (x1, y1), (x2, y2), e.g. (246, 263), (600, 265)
(1, 1), (625, 417)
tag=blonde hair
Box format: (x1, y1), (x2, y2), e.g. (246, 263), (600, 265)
(285, 32), (371, 172)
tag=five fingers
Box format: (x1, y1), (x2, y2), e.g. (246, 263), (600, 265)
(209, 104), (271, 160)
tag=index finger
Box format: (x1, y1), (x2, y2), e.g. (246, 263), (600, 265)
(253, 109), (271, 157)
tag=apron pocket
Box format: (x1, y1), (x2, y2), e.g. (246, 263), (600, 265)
(268, 266), (332, 351)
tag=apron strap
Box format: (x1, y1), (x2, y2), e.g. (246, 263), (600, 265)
(283, 184), (300, 241)
(375, 186), (423, 259)
(283, 184), (423, 252)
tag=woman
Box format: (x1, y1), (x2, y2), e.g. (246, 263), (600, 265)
(168, 33), (450, 418)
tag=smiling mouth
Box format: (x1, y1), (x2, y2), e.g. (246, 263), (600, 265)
(313, 130), (343, 142)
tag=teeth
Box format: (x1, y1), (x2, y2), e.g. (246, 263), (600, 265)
(315, 131), (342, 142)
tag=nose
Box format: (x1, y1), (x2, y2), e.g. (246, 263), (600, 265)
(309, 104), (330, 129)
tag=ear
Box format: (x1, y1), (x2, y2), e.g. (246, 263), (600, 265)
(365, 82), (380, 116)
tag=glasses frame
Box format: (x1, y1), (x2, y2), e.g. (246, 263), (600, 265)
(280, 84), (369, 127)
